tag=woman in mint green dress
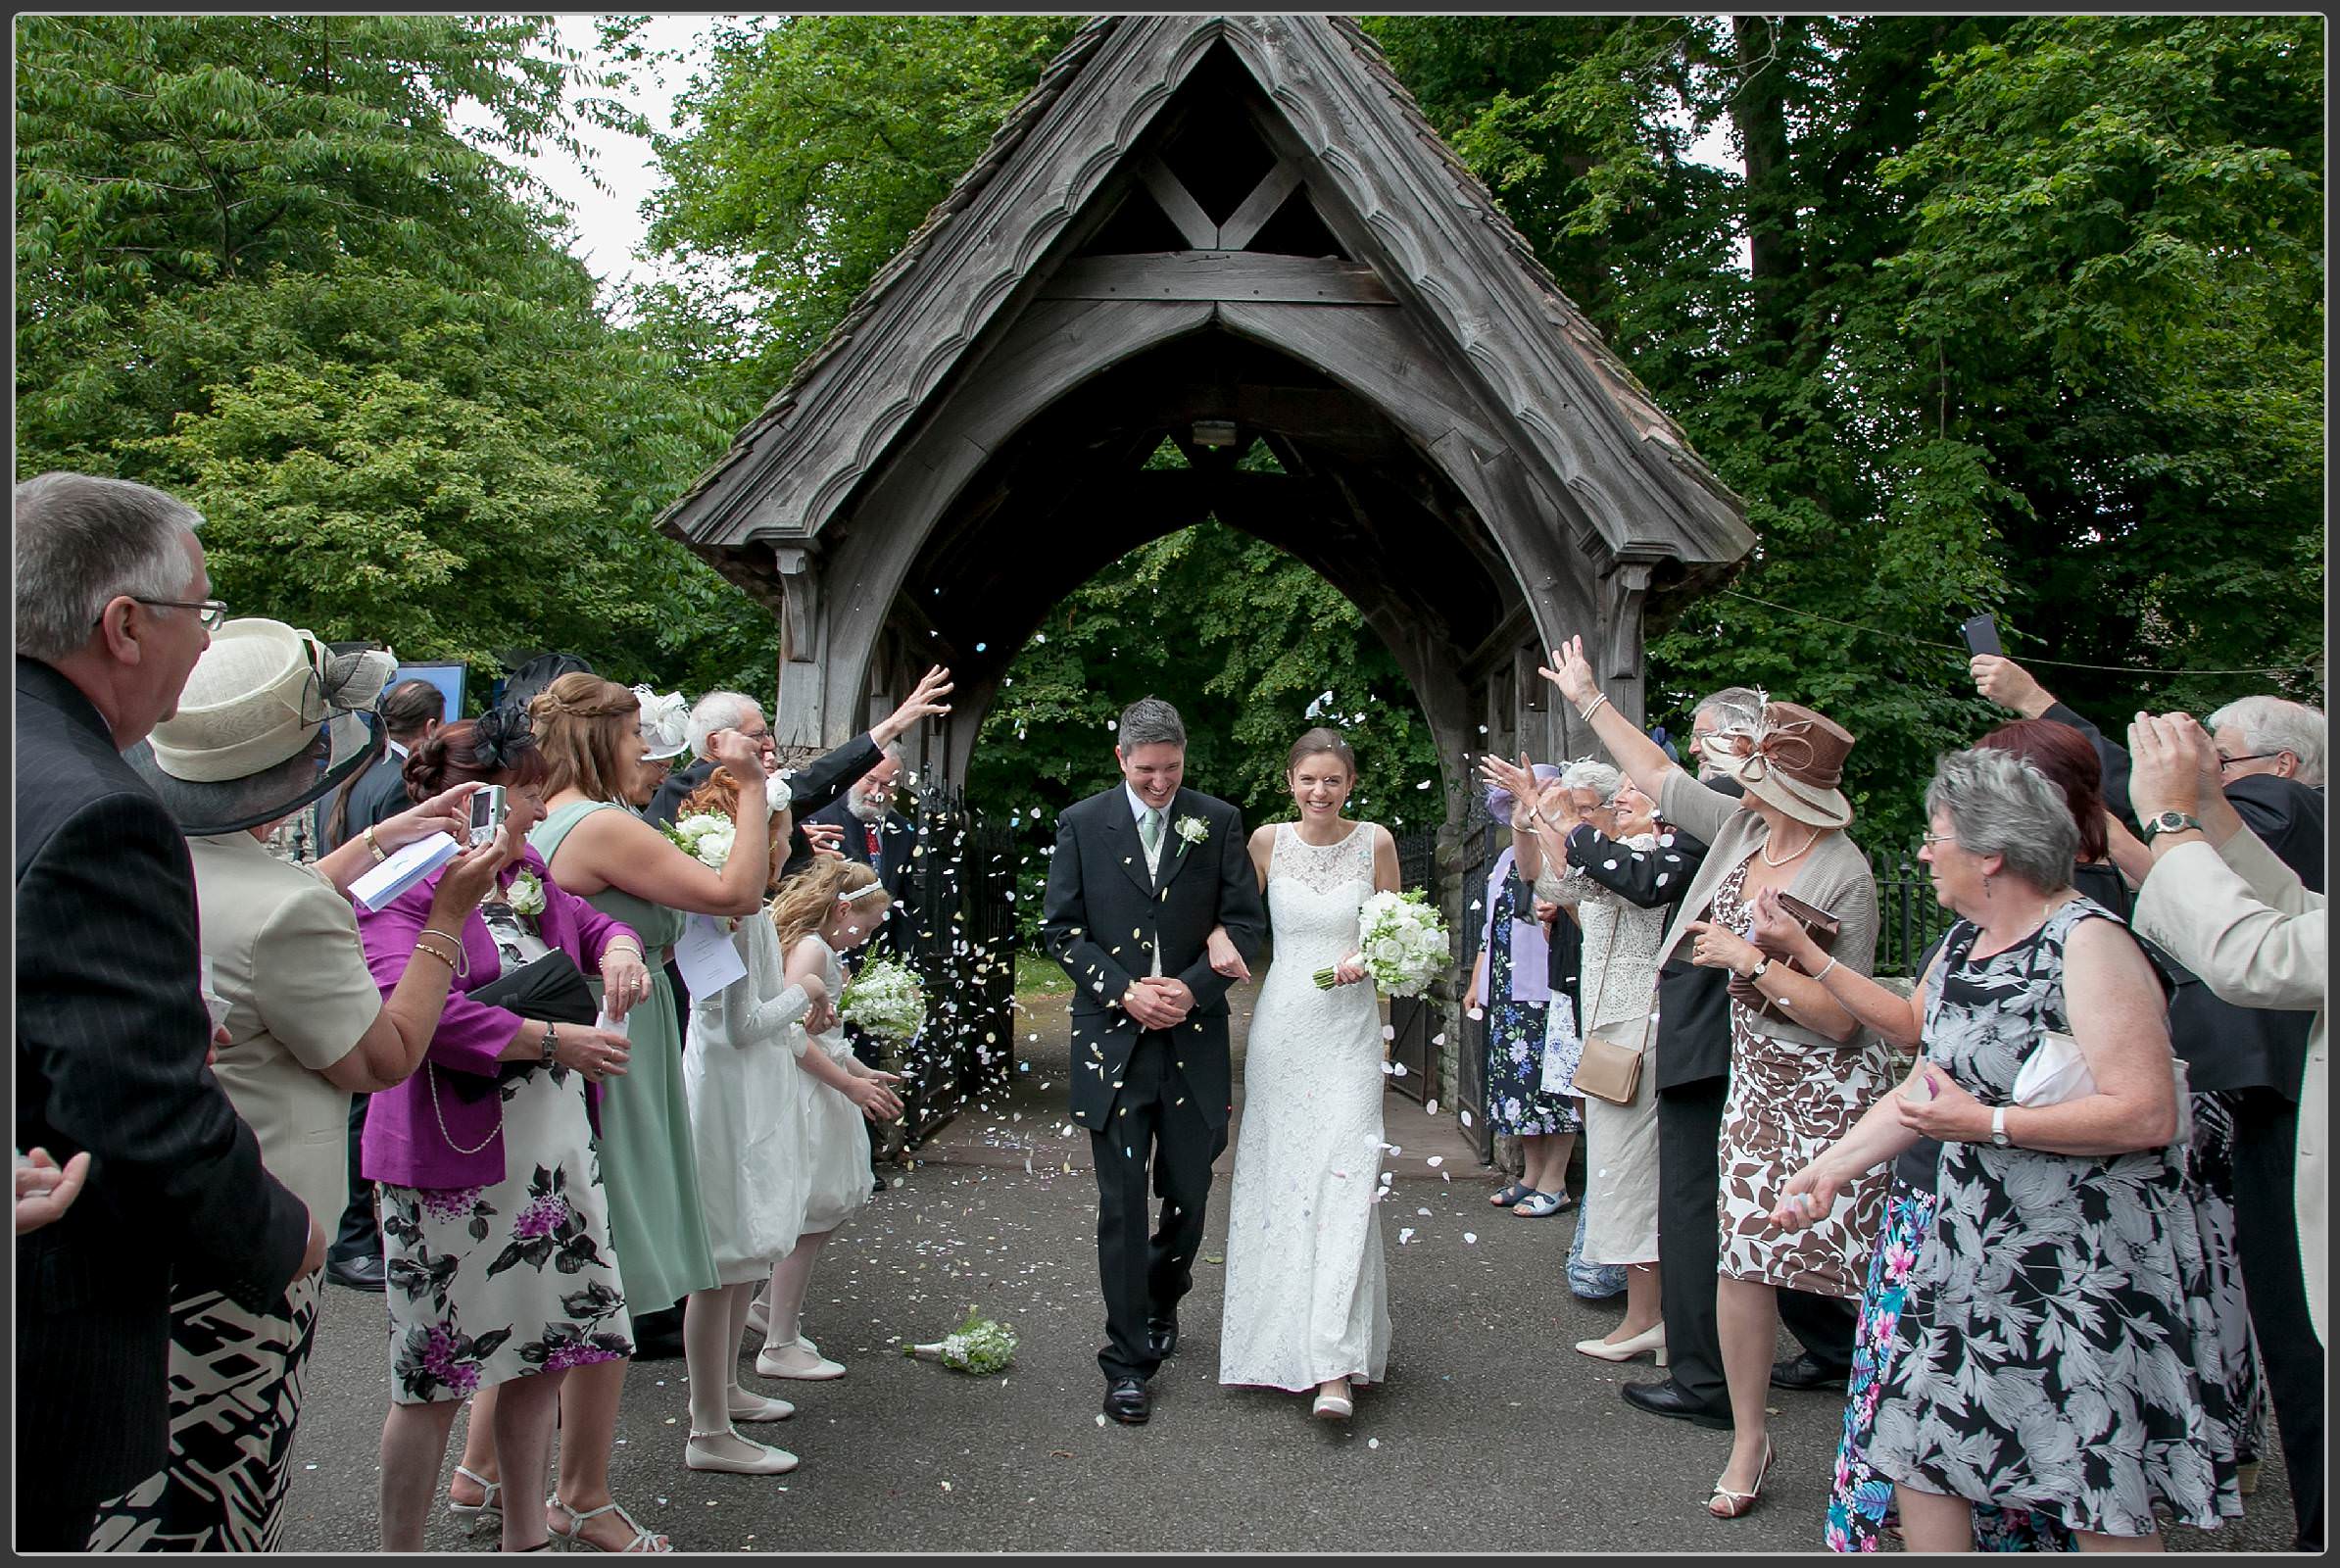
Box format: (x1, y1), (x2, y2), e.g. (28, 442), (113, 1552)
(448, 678), (778, 1554)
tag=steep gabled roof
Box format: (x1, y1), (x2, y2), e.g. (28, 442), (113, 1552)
(658, 15), (1752, 572)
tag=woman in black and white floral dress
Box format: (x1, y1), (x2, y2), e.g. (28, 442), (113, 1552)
(1773, 748), (2242, 1548)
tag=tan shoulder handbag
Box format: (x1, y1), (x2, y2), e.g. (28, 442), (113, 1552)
(1570, 909), (1654, 1106)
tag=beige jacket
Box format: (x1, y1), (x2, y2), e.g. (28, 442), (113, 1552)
(1656, 769), (1881, 1052)
(2134, 826), (2327, 1346)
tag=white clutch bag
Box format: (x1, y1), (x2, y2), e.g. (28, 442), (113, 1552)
(2012, 1029), (2094, 1106)
(2012, 1030), (2193, 1146)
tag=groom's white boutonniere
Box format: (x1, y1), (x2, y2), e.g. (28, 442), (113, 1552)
(506, 868), (547, 924)
(1174, 814), (1209, 851)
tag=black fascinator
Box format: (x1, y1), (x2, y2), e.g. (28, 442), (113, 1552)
(473, 704), (537, 774)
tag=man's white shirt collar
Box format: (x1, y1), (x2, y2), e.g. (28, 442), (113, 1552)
(1125, 783), (1171, 822)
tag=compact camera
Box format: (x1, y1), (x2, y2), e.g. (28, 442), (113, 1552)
(467, 784), (509, 848)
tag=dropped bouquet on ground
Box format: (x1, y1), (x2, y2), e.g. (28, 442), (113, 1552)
(1316, 888), (1448, 996)
(903, 1310), (1017, 1375)
(839, 956), (927, 1045)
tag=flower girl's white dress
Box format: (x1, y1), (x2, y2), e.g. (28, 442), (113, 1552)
(790, 937), (875, 1236)
(681, 914), (812, 1283)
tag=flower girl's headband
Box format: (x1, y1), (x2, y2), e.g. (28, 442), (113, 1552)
(842, 880), (891, 904)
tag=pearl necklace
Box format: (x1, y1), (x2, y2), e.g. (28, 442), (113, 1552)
(1760, 824), (1818, 867)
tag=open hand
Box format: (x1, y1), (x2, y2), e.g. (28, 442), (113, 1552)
(803, 819), (847, 859)
(850, 1076), (904, 1123)
(1537, 635), (1600, 710)
(876, 665), (954, 747)
(1476, 752), (1542, 829)
(14, 1148), (90, 1235)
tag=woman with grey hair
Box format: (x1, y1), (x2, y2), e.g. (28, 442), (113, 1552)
(1769, 747), (2242, 1548)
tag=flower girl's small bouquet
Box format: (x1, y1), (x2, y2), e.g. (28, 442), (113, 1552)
(1316, 888), (1449, 997)
(662, 811), (735, 869)
(838, 956), (927, 1045)
(902, 1310), (1017, 1375)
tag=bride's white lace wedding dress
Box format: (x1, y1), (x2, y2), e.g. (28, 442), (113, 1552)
(1218, 821), (1392, 1391)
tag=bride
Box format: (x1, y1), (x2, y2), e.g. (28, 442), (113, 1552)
(1213, 727), (1401, 1419)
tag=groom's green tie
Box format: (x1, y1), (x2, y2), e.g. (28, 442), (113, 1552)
(1140, 806), (1164, 858)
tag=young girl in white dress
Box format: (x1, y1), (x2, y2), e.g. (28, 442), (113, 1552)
(756, 858), (904, 1386)
(674, 769), (824, 1477)
(1215, 727), (1402, 1420)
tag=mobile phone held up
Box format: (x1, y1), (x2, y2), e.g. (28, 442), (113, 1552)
(1959, 613), (2004, 659)
(467, 784), (509, 848)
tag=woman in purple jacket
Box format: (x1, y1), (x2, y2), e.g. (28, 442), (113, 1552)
(356, 711), (651, 1552)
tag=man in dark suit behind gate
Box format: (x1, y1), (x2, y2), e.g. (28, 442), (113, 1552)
(1043, 697), (1266, 1427)
(14, 472), (322, 1549)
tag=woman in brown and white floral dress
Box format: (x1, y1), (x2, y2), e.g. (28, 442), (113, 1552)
(1539, 637), (1887, 1521)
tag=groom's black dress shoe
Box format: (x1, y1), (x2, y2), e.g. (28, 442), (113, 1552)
(1102, 1378), (1151, 1425)
(1146, 1316), (1179, 1360)
(1621, 1378), (1732, 1430)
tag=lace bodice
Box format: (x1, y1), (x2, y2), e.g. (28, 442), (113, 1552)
(1541, 833), (1673, 1031)
(805, 940), (855, 1063)
(1266, 821), (1379, 969)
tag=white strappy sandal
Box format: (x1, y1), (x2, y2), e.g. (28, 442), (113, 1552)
(447, 1464), (502, 1535)
(545, 1496), (672, 1553)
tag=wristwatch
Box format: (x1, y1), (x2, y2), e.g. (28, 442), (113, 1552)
(540, 1021), (560, 1069)
(1989, 1106), (2012, 1149)
(1743, 956), (1774, 984)
(2140, 810), (2204, 844)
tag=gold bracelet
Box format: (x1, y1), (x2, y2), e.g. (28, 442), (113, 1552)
(364, 824), (388, 863)
(419, 927), (465, 951)
(604, 940), (645, 960)
(413, 942), (460, 971)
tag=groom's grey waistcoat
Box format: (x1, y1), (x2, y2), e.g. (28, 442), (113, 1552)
(1041, 786), (1266, 1131)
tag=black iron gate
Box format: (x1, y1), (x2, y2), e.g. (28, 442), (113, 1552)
(888, 780), (1019, 1149)
(1386, 829), (1438, 1102)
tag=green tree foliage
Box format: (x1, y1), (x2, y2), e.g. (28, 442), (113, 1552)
(1373, 14), (2323, 848)
(15, 15), (769, 701)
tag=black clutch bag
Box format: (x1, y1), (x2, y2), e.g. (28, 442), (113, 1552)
(440, 950), (600, 1101)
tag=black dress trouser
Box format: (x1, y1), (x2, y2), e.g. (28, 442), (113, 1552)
(2227, 1085), (2324, 1549)
(1655, 1076), (1857, 1408)
(329, 1092), (377, 1263)
(1091, 1031), (1224, 1383)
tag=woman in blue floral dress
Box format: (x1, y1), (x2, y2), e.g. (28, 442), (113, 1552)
(1472, 768), (1581, 1216)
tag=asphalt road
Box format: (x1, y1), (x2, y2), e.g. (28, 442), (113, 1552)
(280, 987), (2297, 1553)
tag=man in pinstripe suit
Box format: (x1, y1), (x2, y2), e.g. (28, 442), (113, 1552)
(14, 473), (322, 1549)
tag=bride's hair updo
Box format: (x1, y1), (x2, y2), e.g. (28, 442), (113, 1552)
(1287, 726), (1356, 779)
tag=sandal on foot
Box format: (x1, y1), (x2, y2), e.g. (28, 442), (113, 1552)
(448, 1464), (502, 1534)
(1706, 1438), (1775, 1520)
(1512, 1189), (1573, 1217)
(546, 1496), (671, 1553)
(1488, 1181), (1534, 1208)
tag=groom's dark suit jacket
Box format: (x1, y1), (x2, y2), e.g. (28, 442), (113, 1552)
(1041, 786), (1266, 1133)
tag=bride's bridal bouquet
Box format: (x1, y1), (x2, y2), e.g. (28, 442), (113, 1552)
(839, 956), (928, 1045)
(1316, 889), (1448, 997)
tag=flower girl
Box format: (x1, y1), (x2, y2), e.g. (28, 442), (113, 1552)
(675, 769), (817, 1476)
(756, 858), (904, 1383)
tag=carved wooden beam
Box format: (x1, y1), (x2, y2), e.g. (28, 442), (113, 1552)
(1039, 251), (1394, 305)
(1214, 158), (1303, 250)
(1140, 156), (1219, 250)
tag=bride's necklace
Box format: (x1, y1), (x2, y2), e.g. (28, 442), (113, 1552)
(1760, 824), (1818, 867)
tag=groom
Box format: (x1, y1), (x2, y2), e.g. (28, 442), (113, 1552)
(1043, 697), (1266, 1425)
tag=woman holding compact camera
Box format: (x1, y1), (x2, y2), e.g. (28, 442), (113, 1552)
(353, 710), (652, 1551)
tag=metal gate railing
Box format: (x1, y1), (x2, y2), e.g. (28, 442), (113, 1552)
(1873, 855), (1954, 978)
(1386, 829), (1437, 1102)
(887, 781), (1020, 1150)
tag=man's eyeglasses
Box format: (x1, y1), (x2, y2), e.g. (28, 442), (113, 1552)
(103, 596), (229, 631)
(2218, 753), (2272, 772)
